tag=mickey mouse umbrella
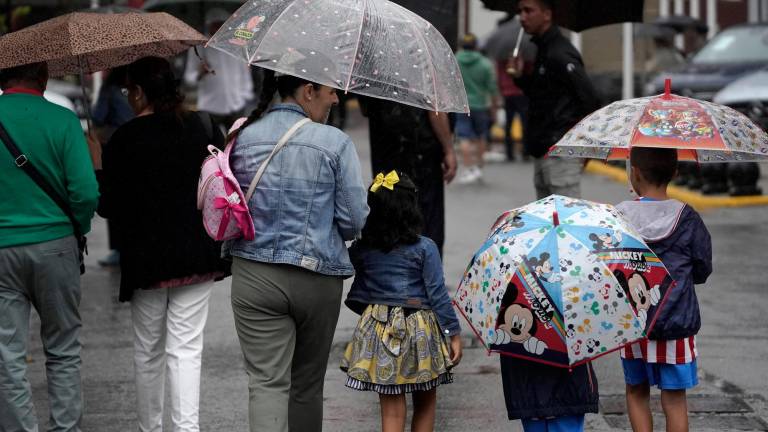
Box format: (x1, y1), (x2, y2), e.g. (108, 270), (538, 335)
(549, 79), (768, 162)
(453, 195), (674, 367)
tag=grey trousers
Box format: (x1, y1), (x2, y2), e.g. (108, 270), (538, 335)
(533, 156), (584, 199)
(230, 258), (343, 432)
(0, 236), (83, 432)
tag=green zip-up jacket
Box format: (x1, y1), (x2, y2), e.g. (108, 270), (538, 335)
(457, 50), (499, 111)
(0, 92), (99, 248)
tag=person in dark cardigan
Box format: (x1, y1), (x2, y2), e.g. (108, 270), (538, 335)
(88, 56), (228, 432)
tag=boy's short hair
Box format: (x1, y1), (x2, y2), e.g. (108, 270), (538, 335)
(630, 147), (678, 186)
(532, 0), (555, 11)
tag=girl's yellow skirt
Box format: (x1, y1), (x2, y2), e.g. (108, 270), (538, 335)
(340, 304), (454, 394)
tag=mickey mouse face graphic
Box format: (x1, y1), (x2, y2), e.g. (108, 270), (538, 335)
(500, 304), (536, 343)
(589, 231), (622, 250)
(628, 273), (651, 310)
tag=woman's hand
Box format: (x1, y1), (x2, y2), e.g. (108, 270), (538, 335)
(449, 334), (463, 367)
(86, 132), (102, 170)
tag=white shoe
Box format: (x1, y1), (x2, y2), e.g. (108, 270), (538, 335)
(471, 166), (483, 182)
(456, 167), (480, 185)
(483, 151), (506, 163)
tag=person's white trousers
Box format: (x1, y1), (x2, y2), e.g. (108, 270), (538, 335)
(131, 281), (213, 432)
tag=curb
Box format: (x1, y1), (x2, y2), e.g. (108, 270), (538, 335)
(585, 161), (768, 209)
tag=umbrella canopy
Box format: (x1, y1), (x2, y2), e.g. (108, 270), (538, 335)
(0, 11), (206, 77)
(482, 16), (536, 61)
(453, 195), (675, 367)
(206, 0), (468, 113)
(479, 0), (645, 32)
(549, 79), (768, 162)
(651, 14), (708, 34)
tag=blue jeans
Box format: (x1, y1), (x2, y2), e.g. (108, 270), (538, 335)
(0, 236), (83, 431)
(521, 415), (585, 432)
(455, 110), (491, 140)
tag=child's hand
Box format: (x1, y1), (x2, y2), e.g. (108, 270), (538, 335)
(449, 335), (463, 367)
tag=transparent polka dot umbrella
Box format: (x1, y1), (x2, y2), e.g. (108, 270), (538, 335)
(206, 0), (469, 113)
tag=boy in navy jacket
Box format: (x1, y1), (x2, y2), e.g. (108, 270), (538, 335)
(616, 147), (712, 432)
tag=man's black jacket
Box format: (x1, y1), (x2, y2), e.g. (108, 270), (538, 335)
(515, 25), (600, 158)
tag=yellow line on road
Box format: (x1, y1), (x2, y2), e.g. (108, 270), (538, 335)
(585, 160), (768, 210)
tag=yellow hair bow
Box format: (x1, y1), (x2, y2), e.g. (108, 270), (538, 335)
(370, 170), (400, 193)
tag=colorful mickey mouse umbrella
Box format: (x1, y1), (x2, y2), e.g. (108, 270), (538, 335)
(205, 0), (469, 113)
(453, 195), (675, 367)
(548, 79), (768, 162)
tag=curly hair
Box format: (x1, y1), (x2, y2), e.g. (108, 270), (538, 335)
(358, 171), (423, 252)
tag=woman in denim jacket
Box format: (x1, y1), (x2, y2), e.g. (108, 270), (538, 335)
(341, 171), (462, 432)
(226, 70), (369, 432)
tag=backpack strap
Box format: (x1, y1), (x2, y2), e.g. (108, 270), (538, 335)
(197, 111), (214, 143)
(245, 118), (311, 203)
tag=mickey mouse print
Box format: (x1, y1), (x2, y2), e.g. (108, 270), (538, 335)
(454, 195), (675, 367)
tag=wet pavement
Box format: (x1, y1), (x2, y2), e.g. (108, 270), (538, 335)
(22, 109), (768, 431)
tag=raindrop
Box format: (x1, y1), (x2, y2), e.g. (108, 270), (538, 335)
(310, 51), (316, 55)
(412, 64), (418, 68)
(293, 14), (299, 18)
(395, 72), (399, 76)
(301, 31), (306, 35)
(272, 59), (277, 63)
(346, 32), (351, 37)
(323, 67), (329, 71)
(255, 56), (262, 60)
(334, 46), (339, 50)
(393, 91), (398, 95)
(365, 83), (370, 87)
(417, 49), (423, 53)
(301, 69), (307, 73)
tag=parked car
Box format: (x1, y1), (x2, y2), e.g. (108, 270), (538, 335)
(714, 67), (768, 131)
(646, 23), (768, 100)
(708, 68), (768, 196)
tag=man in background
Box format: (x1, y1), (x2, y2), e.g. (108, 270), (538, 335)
(512, 0), (600, 198)
(185, 8), (254, 133)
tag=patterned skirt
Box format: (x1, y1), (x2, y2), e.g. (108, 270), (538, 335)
(340, 304), (454, 394)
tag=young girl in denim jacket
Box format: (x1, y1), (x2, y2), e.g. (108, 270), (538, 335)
(341, 170), (463, 432)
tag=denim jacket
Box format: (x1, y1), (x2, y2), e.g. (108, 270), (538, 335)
(225, 103), (369, 277)
(345, 236), (462, 336)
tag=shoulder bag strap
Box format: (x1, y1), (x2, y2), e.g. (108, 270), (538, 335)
(245, 117), (312, 202)
(0, 119), (83, 240)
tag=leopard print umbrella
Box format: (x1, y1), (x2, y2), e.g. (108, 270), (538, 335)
(0, 12), (206, 77)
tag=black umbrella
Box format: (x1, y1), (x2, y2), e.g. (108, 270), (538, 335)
(651, 15), (708, 34)
(479, 0), (645, 32)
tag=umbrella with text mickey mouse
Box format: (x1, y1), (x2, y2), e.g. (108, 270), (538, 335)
(453, 195), (675, 367)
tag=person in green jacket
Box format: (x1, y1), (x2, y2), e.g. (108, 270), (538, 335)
(0, 62), (99, 432)
(455, 33), (500, 184)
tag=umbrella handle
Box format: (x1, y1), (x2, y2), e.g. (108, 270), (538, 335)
(78, 61), (94, 135)
(512, 27), (524, 59)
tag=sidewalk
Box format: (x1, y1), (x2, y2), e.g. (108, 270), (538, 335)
(21, 109), (768, 431)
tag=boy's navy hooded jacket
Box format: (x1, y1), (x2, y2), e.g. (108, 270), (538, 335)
(617, 199), (713, 340)
(500, 357), (599, 420)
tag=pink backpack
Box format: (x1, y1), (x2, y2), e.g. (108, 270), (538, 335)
(197, 117), (310, 241)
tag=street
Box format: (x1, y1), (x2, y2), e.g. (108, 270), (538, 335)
(23, 108), (768, 431)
